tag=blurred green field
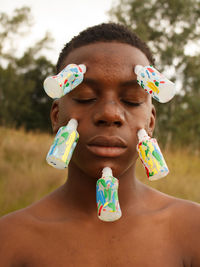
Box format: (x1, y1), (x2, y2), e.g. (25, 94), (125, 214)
(0, 127), (200, 217)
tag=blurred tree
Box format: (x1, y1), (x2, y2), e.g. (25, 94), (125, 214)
(110, 0), (200, 151)
(0, 7), (32, 64)
(0, 7), (55, 132)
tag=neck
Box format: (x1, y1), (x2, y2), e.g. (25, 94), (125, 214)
(61, 161), (144, 220)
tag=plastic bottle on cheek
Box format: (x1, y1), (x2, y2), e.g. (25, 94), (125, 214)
(96, 167), (122, 222)
(136, 129), (169, 180)
(46, 119), (79, 169)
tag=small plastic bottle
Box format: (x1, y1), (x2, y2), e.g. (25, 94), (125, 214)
(43, 64), (86, 99)
(134, 65), (176, 103)
(137, 129), (169, 180)
(96, 167), (122, 222)
(46, 119), (79, 169)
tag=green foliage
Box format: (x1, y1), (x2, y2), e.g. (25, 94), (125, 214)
(0, 7), (55, 132)
(110, 0), (200, 151)
(0, 7), (32, 62)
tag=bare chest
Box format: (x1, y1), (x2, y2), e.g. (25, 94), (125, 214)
(21, 218), (185, 267)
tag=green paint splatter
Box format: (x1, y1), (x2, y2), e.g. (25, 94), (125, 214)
(149, 171), (154, 177)
(99, 179), (106, 188)
(114, 191), (118, 201)
(104, 189), (108, 199)
(98, 202), (101, 211)
(61, 132), (69, 140)
(108, 202), (116, 211)
(152, 151), (164, 166)
(108, 188), (112, 201)
(142, 142), (149, 157)
(111, 177), (116, 183)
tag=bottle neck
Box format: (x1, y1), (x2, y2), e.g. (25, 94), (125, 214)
(137, 129), (150, 142)
(102, 167), (113, 177)
(67, 118), (78, 131)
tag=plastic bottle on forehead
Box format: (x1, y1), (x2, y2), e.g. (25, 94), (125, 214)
(135, 65), (176, 103)
(43, 64), (86, 99)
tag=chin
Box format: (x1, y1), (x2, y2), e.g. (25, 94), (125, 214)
(70, 156), (137, 180)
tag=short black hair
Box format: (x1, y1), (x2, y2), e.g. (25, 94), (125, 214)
(56, 22), (155, 73)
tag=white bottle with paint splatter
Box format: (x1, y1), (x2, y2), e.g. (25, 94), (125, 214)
(135, 65), (176, 103)
(137, 129), (169, 180)
(96, 167), (122, 222)
(46, 119), (79, 169)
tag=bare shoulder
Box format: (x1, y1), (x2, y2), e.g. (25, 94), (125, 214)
(170, 197), (200, 267)
(146, 183), (200, 218)
(150, 187), (200, 266)
(167, 195), (200, 232)
(151, 186), (200, 230)
(0, 208), (38, 266)
(171, 195), (200, 221)
(170, 196), (200, 237)
(0, 187), (64, 266)
(162, 192), (200, 229)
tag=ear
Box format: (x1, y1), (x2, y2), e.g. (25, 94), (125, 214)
(50, 100), (60, 133)
(148, 104), (156, 137)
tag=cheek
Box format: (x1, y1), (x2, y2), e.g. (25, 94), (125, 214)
(127, 105), (151, 134)
(58, 98), (84, 125)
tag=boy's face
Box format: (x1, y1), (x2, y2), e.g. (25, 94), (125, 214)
(51, 42), (155, 178)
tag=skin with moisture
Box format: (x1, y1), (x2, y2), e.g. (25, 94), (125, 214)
(0, 42), (200, 267)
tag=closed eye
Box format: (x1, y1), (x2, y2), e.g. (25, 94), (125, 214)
(122, 100), (143, 107)
(72, 98), (97, 104)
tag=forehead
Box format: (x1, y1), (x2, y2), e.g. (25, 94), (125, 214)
(61, 42), (150, 80)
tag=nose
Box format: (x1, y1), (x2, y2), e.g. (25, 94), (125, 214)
(93, 99), (125, 127)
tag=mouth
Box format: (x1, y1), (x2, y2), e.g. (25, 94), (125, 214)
(87, 136), (127, 157)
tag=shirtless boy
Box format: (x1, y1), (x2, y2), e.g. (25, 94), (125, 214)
(1, 23), (200, 267)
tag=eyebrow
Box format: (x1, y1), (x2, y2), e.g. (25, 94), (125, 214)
(83, 77), (139, 87)
(120, 79), (139, 87)
(82, 77), (99, 86)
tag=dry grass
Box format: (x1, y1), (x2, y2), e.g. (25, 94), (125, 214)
(0, 127), (66, 216)
(0, 127), (199, 216)
(136, 149), (200, 202)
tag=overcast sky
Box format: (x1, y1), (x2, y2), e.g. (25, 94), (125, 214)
(1, 0), (114, 63)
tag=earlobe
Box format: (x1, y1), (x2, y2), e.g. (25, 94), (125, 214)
(50, 100), (60, 133)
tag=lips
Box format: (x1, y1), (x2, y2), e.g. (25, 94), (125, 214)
(87, 136), (127, 157)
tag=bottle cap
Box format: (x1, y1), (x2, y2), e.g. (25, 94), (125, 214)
(79, 64), (86, 74)
(134, 65), (143, 75)
(102, 167), (113, 177)
(137, 128), (149, 141)
(67, 119), (78, 131)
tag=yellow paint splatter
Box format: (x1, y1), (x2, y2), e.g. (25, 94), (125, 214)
(103, 202), (109, 208)
(62, 131), (77, 163)
(147, 81), (159, 94)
